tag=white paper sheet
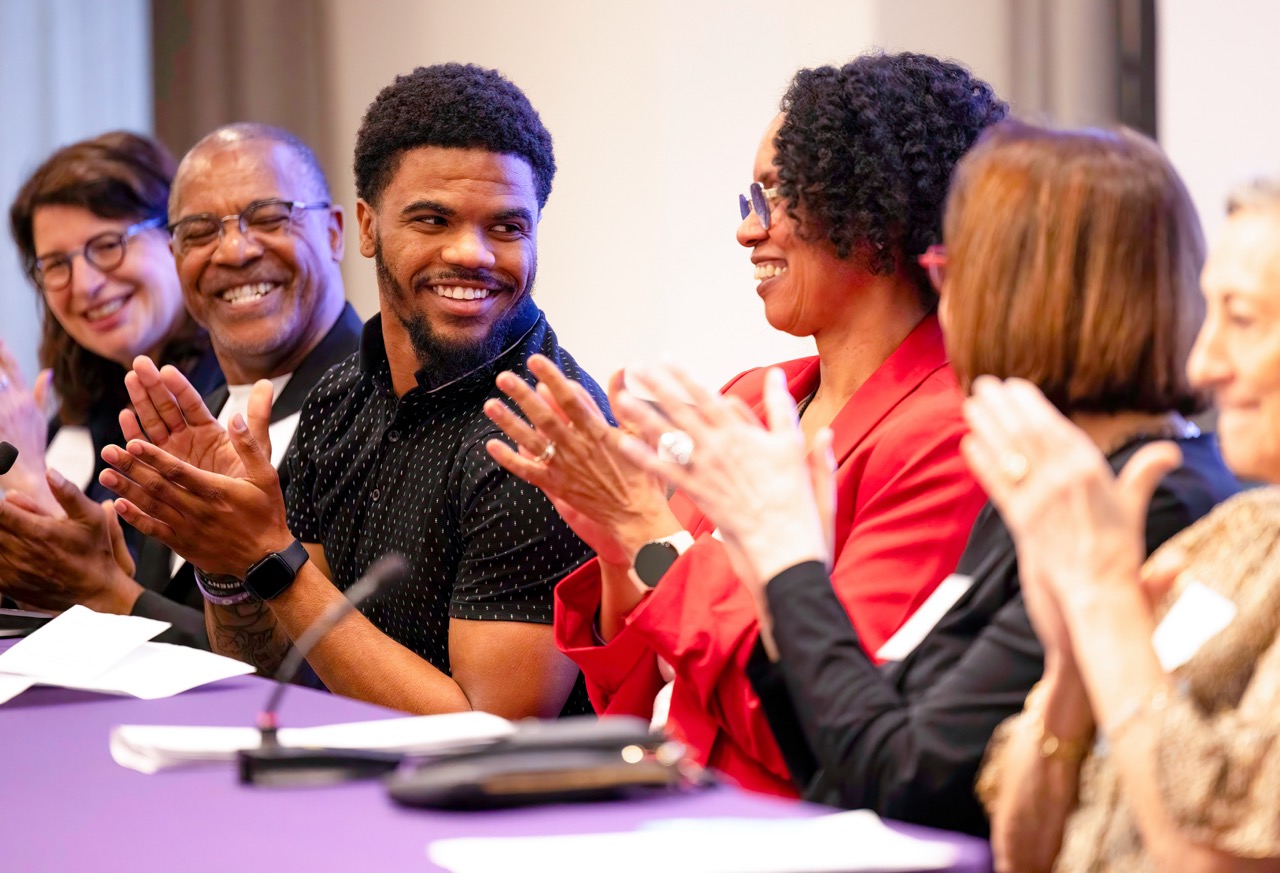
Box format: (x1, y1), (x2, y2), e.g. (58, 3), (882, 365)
(0, 674), (35, 705)
(83, 642), (255, 699)
(0, 605), (167, 685)
(0, 606), (253, 706)
(111, 711), (515, 774)
(427, 809), (961, 873)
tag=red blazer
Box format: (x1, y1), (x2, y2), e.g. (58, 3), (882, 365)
(555, 315), (986, 797)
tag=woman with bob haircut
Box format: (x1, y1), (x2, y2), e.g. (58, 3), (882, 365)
(482, 52), (1003, 797)
(600, 120), (1239, 837)
(0, 131), (221, 605)
(964, 181), (1280, 869)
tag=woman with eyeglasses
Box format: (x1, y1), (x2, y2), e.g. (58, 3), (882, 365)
(2, 131), (221, 568)
(606, 121), (1239, 842)
(482, 53), (1004, 797)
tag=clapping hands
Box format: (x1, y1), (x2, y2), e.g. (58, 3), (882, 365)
(960, 376), (1182, 658)
(0, 339), (57, 513)
(613, 365), (835, 601)
(100, 359), (291, 577)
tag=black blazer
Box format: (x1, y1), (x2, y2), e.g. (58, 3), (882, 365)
(131, 303), (364, 648)
(746, 433), (1240, 836)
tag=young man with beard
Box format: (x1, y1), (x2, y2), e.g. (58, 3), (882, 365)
(102, 64), (600, 718)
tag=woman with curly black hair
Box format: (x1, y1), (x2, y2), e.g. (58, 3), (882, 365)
(484, 52), (1006, 798)
(607, 122), (1237, 842)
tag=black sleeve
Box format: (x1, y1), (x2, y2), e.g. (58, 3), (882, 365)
(130, 590), (210, 650)
(745, 635), (819, 785)
(758, 561), (1041, 836)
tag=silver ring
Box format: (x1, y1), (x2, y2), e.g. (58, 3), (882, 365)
(999, 451), (1030, 485)
(657, 430), (695, 468)
(535, 441), (557, 464)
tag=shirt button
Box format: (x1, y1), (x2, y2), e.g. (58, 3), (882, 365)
(371, 489), (381, 501)
(388, 430), (400, 443)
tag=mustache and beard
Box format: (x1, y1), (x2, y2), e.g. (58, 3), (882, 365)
(374, 238), (535, 386)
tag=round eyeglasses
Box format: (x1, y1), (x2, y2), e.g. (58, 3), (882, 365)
(31, 216), (165, 293)
(917, 244), (947, 291)
(738, 182), (780, 230)
(168, 198), (331, 257)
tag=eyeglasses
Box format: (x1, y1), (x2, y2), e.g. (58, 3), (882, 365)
(168, 198), (331, 257)
(738, 182), (780, 230)
(31, 216), (165, 293)
(918, 244), (947, 291)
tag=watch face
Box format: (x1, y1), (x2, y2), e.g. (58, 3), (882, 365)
(245, 540), (309, 600)
(634, 541), (681, 588)
(246, 553), (292, 600)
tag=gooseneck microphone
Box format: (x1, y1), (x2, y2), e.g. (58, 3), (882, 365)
(238, 553), (410, 786)
(0, 441), (18, 475)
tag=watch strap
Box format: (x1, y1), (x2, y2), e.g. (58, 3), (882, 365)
(243, 539), (310, 601)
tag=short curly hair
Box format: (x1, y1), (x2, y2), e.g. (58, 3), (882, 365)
(775, 52), (1007, 303)
(354, 63), (555, 208)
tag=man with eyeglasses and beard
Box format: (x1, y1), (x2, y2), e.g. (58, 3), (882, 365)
(102, 64), (600, 718)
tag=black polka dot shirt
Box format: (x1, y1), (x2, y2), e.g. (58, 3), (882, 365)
(284, 302), (603, 715)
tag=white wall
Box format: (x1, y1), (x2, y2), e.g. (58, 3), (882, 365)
(1159, 0), (1280, 246)
(0, 0), (152, 381)
(875, 0), (1015, 99)
(321, 0), (1013, 388)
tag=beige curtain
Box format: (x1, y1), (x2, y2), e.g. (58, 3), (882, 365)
(151, 0), (338, 179)
(1007, 0), (1156, 136)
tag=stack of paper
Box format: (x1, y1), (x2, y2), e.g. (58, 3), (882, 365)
(0, 605), (254, 705)
(428, 810), (962, 873)
(111, 711), (515, 774)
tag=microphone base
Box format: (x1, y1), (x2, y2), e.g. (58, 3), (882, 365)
(238, 745), (402, 787)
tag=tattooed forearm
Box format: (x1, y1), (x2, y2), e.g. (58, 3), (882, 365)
(206, 598), (292, 678)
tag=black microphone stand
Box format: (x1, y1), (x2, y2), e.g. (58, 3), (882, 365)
(238, 554), (410, 787)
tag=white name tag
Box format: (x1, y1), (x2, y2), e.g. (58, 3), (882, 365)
(1152, 579), (1237, 672)
(875, 574), (974, 662)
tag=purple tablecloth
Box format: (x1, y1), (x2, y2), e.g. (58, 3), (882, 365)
(0, 639), (991, 872)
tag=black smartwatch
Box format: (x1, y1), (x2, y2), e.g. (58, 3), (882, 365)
(634, 542), (679, 588)
(243, 539), (310, 601)
(632, 532), (695, 588)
